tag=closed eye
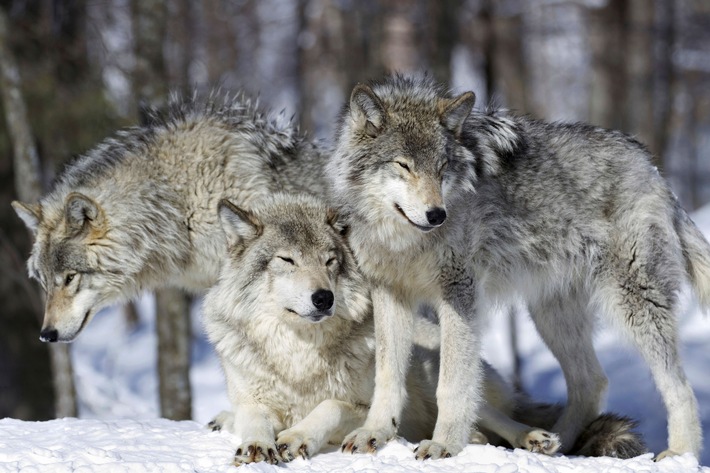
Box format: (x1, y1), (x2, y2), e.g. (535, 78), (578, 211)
(395, 161), (411, 172)
(326, 257), (337, 267)
(277, 256), (295, 265)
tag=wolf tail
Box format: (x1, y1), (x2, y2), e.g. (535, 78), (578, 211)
(513, 399), (646, 458)
(677, 208), (710, 310)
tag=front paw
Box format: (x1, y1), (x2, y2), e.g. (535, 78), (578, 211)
(341, 427), (394, 454)
(233, 441), (279, 466)
(275, 429), (319, 462)
(206, 410), (234, 432)
(414, 439), (461, 460)
(515, 429), (560, 455)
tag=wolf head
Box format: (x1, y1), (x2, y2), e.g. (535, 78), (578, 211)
(327, 75), (477, 245)
(212, 194), (370, 327)
(12, 193), (137, 342)
(13, 185), (185, 342)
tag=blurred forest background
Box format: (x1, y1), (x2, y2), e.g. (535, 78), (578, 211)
(1, 0), (710, 421)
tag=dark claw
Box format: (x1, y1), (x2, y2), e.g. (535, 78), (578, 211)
(368, 438), (377, 451)
(413, 446), (419, 453)
(424, 454), (431, 460)
(235, 448), (242, 456)
(445, 452), (452, 458)
(299, 444), (309, 459)
(268, 448), (276, 462)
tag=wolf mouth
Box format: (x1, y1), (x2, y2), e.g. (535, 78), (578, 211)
(394, 204), (435, 232)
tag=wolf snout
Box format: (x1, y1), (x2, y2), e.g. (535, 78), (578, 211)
(426, 207), (447, 226)
(39, 327), (59, 343)
(311, 289), (334, 311)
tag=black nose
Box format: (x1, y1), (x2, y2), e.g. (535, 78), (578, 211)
(426, 207), (447, 226)
(40, 328), (59, 343)
(311, 289), (334, 311)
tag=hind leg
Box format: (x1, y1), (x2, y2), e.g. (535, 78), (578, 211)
(529, 293), (608, 453)
(594, 249), (701, 459)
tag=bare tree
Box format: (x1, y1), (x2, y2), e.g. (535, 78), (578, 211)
(132, 0), (192, 421)
(0, 7), (76, 418)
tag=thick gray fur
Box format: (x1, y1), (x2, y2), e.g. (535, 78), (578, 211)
(327, 74), (709, 460)
(12, 92), (328, 342)
(202, 193), (643, 465)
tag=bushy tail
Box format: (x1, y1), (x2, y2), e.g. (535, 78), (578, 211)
(570, 413), (647, 459)
(513, 399), (646, 459)
(677, 209), (710, 310)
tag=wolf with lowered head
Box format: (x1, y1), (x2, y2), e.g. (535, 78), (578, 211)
(327, 75), (709, 460)
(12, 94), (327, 343)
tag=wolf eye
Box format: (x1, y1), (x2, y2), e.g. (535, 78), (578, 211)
(326, 257), (337, 267)
(438, 162), (448, 175)
(65, 273), (76, 286)
(277, 256), (295, 265)
(396, 161), (411, 172)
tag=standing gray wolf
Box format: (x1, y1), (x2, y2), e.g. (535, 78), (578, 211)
(12, 94), (327, 342)
(203, 193), (645, 465)
(327, 74), (708, 460)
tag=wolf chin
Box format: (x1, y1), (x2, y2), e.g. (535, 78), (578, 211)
(203, 193), (645, 465)
(327, 74), (708, 460)
(12, 93), (327, 343)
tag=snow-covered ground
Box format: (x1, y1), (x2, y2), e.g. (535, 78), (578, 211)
(4, 208), (710, 472)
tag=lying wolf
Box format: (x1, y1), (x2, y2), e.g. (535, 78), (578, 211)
(327, 75), (708, 460)
(203, 193), (645, 465)
(12, 95), (327, 342)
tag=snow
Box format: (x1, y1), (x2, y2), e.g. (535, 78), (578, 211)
(5, 209), (710, 472)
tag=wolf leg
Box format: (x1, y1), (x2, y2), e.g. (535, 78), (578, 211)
(414, 297), (482, 460)
(341, 286), (413, 454)
(221, 364), (280, 465)
(277, 400), (367, 461)
(595, 244), (700, 459)
(529, 293), (608, 454)
(477, 404), (560, 455)
(231, 403), (280, 465)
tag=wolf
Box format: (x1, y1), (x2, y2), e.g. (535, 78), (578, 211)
(12, 94), (328, 343)
(203, 193), (645, 465)
(326, 74), (709, 460)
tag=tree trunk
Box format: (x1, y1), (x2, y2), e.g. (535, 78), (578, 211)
(0, 7), (77, 418)
(132, 0), (193, 420)
(155, 289), (192, 421)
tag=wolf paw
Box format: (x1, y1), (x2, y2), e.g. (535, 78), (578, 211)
(414, 439), (461, 460)
(341, 427), (393, 454)
(516, 429), (560, 455)
(233, 441), (279, 466)
(654, 449), (682, 461)
(206, 410), (234, 432)
(276, 429), (319, 462)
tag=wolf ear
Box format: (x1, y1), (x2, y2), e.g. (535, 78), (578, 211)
(12, 201), (42, 235)
(218, 199), (262, 248)
(440, 91), (476, 137)
(350, 84), (386, 138)
(64, 193), (104, 236)
(326, 207), (349, 237)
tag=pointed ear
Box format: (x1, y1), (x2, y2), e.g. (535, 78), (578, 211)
(12, 201), (42, 234)
(326, 207), (348, 237)
(65, 193), (103, 236)
(350, 83), (386, 138)
(439, 91), (475, 137)
(218, 199), (262, 248)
